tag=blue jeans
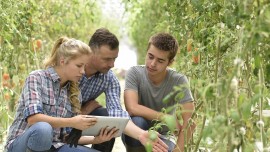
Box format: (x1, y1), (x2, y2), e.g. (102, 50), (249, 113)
(122, 116), (175, 152)
(56, 145), (99, 152)
(89, 107), (115, 152)
(8, 122), (53, 152)
(7, 122), (99, 152)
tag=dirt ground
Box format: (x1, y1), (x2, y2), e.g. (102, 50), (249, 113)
(112, 137), (126, 152)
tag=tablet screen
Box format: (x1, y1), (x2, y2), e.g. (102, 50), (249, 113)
(81, 116), (129, 137)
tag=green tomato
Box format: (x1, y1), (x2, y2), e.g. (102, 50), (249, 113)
(149, 130), (157, 141)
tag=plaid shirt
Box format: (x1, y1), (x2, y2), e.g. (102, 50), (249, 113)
(79, 70), (129, 118)
(5, 67), (77, 149)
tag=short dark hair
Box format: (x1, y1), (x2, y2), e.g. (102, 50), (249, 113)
(147, 33), (178, 61)
(89, 28), (119, 51)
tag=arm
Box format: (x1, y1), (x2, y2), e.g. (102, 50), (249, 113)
(124, 89), (168, 152)
(27, 114), (97, 130)
(79, 127), (118, 145)
(173, 102), (196, 152)
(124, 89), (163, 121)
(124, 120), (168, 152)
(105, 72), (130, 117)
(24, 74), (95, 130)
(124, 120), (147, 141)
(81, 100), (102, 115)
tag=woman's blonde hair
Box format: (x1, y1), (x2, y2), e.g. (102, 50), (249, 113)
(44, 37), (91, 114)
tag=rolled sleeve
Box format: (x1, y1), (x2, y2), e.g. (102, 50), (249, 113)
(22, 74), (44, 119)
(106, 74), (130, 118)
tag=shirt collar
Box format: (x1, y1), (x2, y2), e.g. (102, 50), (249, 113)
(48, 67), (71, 88)
(83, 71), (105, 79)
(47, 67), (61, 82)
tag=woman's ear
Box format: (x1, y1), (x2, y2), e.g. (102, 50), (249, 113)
(59, 56), (65, 65)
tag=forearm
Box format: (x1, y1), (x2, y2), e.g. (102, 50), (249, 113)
(78, 136), (109, 145)
(128, 104), (163, 121)
(81, 100), (102, 115)
(124, 120), (147, 141)
(78, 136), (95, 145)
(27, 113), (73, 128)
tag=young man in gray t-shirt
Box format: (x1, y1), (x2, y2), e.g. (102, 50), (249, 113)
(122, 33), (196, 152)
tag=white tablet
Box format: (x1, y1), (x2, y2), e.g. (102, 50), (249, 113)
(81, 116), (129, 137)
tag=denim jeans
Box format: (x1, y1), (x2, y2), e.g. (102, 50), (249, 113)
(122, 116), (175, 152)
(7, 122), (100, 152)
(56, 145), (99, 152)
(89, 107), (115, 152)
(7, 122), (53, 152)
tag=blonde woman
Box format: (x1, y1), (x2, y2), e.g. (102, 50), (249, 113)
(5, 37), (117, 152)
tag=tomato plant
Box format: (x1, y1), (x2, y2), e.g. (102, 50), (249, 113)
(0, 0), (114, 146)
(123, 0), (270, 151)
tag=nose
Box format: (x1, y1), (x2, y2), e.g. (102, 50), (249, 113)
(150, 59), (157, 67)
(80, 67), (85, 74)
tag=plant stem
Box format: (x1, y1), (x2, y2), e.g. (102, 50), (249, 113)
(194, 115), (206, 152)
(258, 64), (265, 146)
(214, 32), (221, 115)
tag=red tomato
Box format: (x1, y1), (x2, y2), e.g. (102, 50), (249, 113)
(31, 39), (42, 51)
(3, 73), (10, 80)
(4, 93), (11, 100)
(36, 39), (42, 49)
(192, 55), (200, 64)
(192, 48), (200, 64)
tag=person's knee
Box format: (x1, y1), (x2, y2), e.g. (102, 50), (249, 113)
(33, 122), (53, 137)
(28, 122), (53, 151)
(122, 134), (143, 147)
(90, 107), (108, 116)
(126, 144), (146, 152)
(131, 116), (148, 130)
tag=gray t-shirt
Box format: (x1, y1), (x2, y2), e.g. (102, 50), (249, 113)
(125, 65), (194, 114)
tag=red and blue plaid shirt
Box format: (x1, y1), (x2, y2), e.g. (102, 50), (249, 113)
(6, 67), (78, 149)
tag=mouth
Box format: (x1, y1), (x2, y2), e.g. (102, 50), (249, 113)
(147, 67), (156, 72)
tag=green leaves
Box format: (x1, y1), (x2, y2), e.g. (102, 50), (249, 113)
(161, 115), (177, 133)
(0, 0), (108, 145)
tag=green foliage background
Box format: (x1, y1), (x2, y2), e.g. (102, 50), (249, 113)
(0, 0), (122, 145)
(123, 0), (270, 151)
(1, 0), (270, 151)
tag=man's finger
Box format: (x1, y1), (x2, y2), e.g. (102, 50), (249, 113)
(158, 138), (168, 149)
(155, 143), (167, 152)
